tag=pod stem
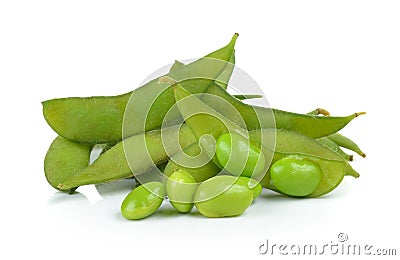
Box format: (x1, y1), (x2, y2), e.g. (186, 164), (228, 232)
(355, 112), (366, 117)
(307, 108), (330, 116)
(316, 108), (331, 116)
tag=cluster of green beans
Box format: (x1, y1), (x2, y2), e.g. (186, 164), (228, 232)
(42, 34), (366, 219)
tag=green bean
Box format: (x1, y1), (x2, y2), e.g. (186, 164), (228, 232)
(237, 177), (262, 199)
(57, 124), (196, 190)
(166, 170), (197, 213)
(215, 133), (266, 178)
(328, 133), (366, 158)
(42, 34), (238, 144)
(121, 182), (165, 220)
(270, 156), (323, 197)
(194, 175), (253, 218)
(44, 136), (91, 194)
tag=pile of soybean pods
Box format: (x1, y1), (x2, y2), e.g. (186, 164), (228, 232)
(42, 33), (366, 219)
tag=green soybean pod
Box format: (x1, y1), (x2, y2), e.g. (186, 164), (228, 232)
(58, 124), (196, 190)
(270, 156), (323, 197)
(327, 133), (366, 158)
(121, 182), (165, 220)
(251, 129), (350, 197)
(202, 83), (365, 139)
(317, 137), (353, 161)
(44, 136), (91, 194)
(42, 34), (238, 144)
(166, 170), (197, 213)
(169, 59), (261, 101)
(194, 175), (253, 218)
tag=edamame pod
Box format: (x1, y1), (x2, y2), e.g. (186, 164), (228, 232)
(43, 34), (238, 144)
(169, 60), (263, 101)
(44, 136), (91, 194)
(251, 129), (351, 197)
(202, 83), (365, 138)
(57, 124), (196, 190)
(327, 133), (366, 158)
(317, 137), (353, 161)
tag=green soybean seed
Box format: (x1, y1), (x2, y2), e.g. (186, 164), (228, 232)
(121, 181), (165, 220)
(237, 177), (262, 199)
(270, 156), (323, 197)
(166, 170), (197, 213)
(44, 136), (91, 194)
(194, 175), (253, 218)
(216, 133), (266, 178)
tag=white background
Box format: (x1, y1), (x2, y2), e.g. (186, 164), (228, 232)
(1, 0), (399, 259)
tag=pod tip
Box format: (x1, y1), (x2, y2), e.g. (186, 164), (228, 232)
(349, 155), (354, 161)
(361, 153), (366, 158)
(230, 33), (239, 45)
